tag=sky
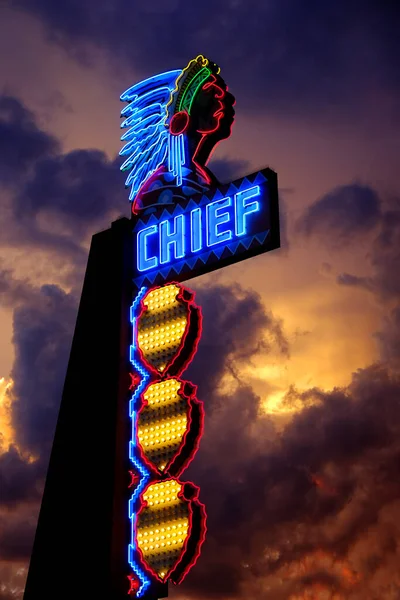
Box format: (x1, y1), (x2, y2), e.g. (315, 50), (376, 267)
(0, 0), (399, 598)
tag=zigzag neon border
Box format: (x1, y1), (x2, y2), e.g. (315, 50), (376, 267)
(128, 286), (151, 597)
(132, 169), (278, 288)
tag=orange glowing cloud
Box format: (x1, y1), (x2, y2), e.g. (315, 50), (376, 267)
(0, 376), (14, 450)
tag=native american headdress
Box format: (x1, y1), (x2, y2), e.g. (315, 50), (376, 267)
(120, 55), (220, 203)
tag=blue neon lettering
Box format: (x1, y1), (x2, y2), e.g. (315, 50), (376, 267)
(160, 214), (185, 264)
(190, 208), (202, 253)
(136, 184), (264, 272)
(206, 197), (233, 247)
(137, 225), (158, 272)
(235, 185), (261, 236)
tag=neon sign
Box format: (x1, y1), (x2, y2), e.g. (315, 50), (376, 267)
(120, 55), (235, 215)
(132, 168), (279, 288)
(137, 184), (261, 272)
(121, 55), (280, 600)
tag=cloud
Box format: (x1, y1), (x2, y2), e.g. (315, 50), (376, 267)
(0, 562), (27, 600)
(0, 94), (129, 287)
(0, 95), (59, 187)
(0, 265), (33, 308)
(367, 203), (400, 300)
(0, 446), (42, 508)
(375, 306), (400, 372)
(181, 362), (400, 598)
(14, 150), (126, 238)
(297, 184), (382, 246)
(187, 282), (289, 397)
(337, 195), (400, 302)
(10, 284), (78, 457)
(9, 0), (400, 116)
(336, 272), (376, 291)
(0, 508), (38, 562)
(208, 157), (250, 184)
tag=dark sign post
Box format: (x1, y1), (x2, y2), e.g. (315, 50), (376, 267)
(23, 55), (280, 600)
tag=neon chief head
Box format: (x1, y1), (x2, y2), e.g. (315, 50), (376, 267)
(120, 55), (236, 215)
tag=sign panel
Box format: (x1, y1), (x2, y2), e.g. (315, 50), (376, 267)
(132, 167), (279, 288)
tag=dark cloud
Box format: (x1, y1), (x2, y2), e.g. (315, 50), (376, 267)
(336, 272), (376, 291)
(0, 265), (33, 308)
(0, 446), (42, 508)
(276, 192), (289, 253)
(0, 95), (128, 284)
(181, 362), (400, 597)
(366, 203), (400, 300)
(337, 196), (400, 301)
(0, 96), (59, 187)
(9, 0), (400, 116)
(375, 306), (400, 372)
(0, 510), (38, 562)
(0, 562), (27, 600)
(14, 151), (126, 238)
(297, 184), (382, 246)
(208, 157), (250, 184)
(10, 284), (77, 457)
(187, 282), (289, 398)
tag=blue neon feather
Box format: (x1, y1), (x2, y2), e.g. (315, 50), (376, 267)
(120, 70), (181, 202)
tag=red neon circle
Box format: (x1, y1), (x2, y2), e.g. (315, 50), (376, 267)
(170, 111), (190, 135)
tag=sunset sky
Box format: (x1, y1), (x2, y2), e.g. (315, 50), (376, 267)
(1, 1), (400, 598)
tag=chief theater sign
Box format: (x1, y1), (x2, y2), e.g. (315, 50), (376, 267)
(23, 55), (279, 600)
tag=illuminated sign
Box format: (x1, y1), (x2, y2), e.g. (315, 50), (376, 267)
(132, 168), (279, 288)
(121, 54), (280, 600)
(129, 284), (205, 598)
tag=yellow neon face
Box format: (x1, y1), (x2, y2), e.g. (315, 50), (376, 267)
(137, 284), (188, 374)
(137, 480), (190, 581)
(138, 379), (188, 472)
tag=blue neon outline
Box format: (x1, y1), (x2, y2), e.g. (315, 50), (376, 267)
(190, 207), (202, 253)
(120, 70), (183, 202)
(159, 214), (185, 265)
(206, 197), (233, 247)
(137, 226), (158, 272)
(129, 286), (151, 597)
(168, 132), (186, 187)
(234, 185), (261, 237)
(120, 70), (181, 102)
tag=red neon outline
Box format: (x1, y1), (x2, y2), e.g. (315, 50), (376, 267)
(169, 110), (190, 136)
(135, 282), (202, 380)
(192, 134), (212, 184)
(166, 380), (204, 477)
(128, 470), (141, 489)
(191, 74), (234, 183)
(135, 377), (205, 478)
(135, 478), (207, 585)
(170, 481), (207, 585)
(129, 372), (141, 391)
(196, 75), (225, 135)
(127, 574), (140, 595)
(132, 166), (165, 215)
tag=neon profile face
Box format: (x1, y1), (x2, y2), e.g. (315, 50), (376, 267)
(120, 55), (236, 213)
(193, 74), (235, 139)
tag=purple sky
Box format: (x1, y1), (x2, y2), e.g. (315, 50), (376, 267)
(0, 1), (400, 598)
